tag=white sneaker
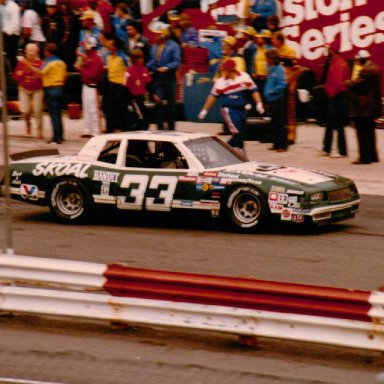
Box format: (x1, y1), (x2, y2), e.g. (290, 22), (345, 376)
(331, 153), (347, 158)
(318, 150), (330, 156)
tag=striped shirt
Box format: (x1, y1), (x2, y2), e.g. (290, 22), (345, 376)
(211, 72), (257, 109)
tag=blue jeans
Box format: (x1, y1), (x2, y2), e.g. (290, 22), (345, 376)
(153, 73), (177, 130)
(323, 92), (347, 155)
(45, 86), (64, 143)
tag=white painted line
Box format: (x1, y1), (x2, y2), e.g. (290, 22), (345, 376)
(0, 378), (69, 384)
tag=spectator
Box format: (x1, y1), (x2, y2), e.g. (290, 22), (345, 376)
(124, 49), (160, 130)
(272, 31), (298, 143)
(214, 36), (245, 77)
(198, 59), (264, 155)
(75, 36), (104, 138)
(264, 49), (288, 152)
(285, 54), (303, 144)
(20, 0), (46, 53)
(249, 0), (277, 32)
(320, 39), (350, 158)
(83, 0), (104, 31)
(266, 14), (280, 34)
(0, 0), (21, 70)
(271, 31), (297, 65)
(78, 10), (101, 53)
(42, 0), (65, 53)
(237, 26), (256, 77)
(346, 50), (381, 164)
(167, 9), (182, 44)
(96, 0), (114, 33)
(126, 20), (151, 65)
(103, 37), (129, 132)
(147, 24), (181, 130)
(58, 2), (81, 72)
(23, 42), (67, 145)
(111, 2), (132, 46)
(253, 29), (273, 98)
(179, 13), (198, 48)
(13, 43), (44, 138)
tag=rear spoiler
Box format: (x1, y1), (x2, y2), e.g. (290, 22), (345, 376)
(10, 149), (60, 161)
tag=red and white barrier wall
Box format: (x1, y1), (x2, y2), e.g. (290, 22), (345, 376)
(0, 254), (383, 351)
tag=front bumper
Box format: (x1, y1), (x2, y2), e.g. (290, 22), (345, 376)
(309, 199), (360, 223)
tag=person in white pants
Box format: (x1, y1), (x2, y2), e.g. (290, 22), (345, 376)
(75, 36), (104, 137)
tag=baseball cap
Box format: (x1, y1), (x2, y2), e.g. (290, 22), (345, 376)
(221, 59), (236, 71)
(355, 50), (371, 59)
(222, 36), (236, 47)
(80, 10), (94, 21)
(256, 29), (272, 39)
(46, 0), (57, 6)
(167, 10), (180, 21)
(243, 26), (256, 36)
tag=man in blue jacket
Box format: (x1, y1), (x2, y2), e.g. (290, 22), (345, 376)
(264, 48), (288, 152)
(148, 24), (181, 130)
(249, 0), (277, 32)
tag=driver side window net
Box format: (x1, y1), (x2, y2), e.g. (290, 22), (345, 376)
(97, 141), (121, 164)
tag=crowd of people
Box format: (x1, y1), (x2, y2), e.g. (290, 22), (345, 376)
(2, 0), (382, 164)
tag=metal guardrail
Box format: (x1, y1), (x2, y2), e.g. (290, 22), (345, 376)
(1, 254), (384, 351)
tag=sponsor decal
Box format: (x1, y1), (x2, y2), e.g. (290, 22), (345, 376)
(20, 184), (39, 201)
(211, 191), (221, 199)
(203, 171), (218, 177)
(270, 185), (286, 193)
(179, 176), (197, 182)
(269, 192), (288, 204)
(287, 195), (301, 208)
(32, 162), (91, 179)
(11, 171), (22, 185)
(292, 214), (305, 223)
(237, 178), (262, 185)
(100, 182), (110, 196)
(197, 176), (213, 184)
(269, 203), (284, 213)
(281, 208), (292, 221)
(196, 183), (210, 192)
(93, 170), (119, 182)
(180, 200), (194, 206)
(220, 178), (233, 185)
(218, 172), (240, 179)
(287, 189), (305, 195)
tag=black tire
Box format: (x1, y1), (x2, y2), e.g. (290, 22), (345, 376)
(225, 186), (268, 230)
(49, 179), (91, 223)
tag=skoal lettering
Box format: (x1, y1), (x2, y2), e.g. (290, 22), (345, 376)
(32, 163), (91, 178)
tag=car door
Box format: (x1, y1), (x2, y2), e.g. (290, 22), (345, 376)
(115, 140), (190, 212)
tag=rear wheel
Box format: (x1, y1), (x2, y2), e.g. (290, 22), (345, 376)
(225, 186), (268, 230)
(49, 179), (91, 222)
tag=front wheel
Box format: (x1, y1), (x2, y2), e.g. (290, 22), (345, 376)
(49, 179), (91, 223)
(225, 186), (268, 231)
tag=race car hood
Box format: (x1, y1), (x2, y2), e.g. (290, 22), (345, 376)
(220, 161), (346, 186)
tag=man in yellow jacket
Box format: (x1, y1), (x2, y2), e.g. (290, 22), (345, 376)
(25, 42), (67, 144)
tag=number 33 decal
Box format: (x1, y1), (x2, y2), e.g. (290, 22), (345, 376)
(117, 175), (178, 211)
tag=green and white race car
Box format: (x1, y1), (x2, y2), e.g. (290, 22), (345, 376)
(5, 131), (360, 230)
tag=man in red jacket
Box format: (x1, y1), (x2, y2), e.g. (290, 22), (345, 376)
(75, 36), (104, 138)
(320, 38), (350, 158)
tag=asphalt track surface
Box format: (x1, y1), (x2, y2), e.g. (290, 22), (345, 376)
(1, 119), (384, 383)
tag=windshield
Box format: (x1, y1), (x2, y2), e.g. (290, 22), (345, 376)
(184, 137), (245, 168)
